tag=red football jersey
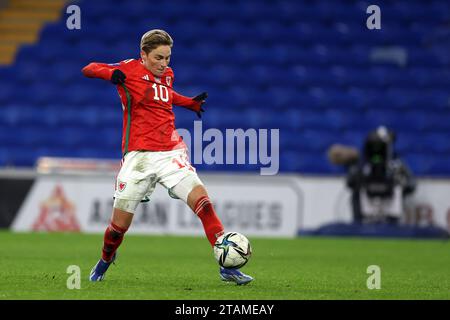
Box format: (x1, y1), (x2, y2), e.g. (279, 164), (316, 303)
(82, 58), (199, 154)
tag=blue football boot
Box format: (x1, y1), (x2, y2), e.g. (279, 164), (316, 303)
(89, 253), (116, 282)
(220, 267), (253, 285)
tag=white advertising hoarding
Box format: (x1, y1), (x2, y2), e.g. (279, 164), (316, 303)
(11, 172), (450, 236)
(411, 179), (450, 229)
(11, 173), (302, 237)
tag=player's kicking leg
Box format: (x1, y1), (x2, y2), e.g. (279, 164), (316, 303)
(188, 188), (253, 285)
(172, 178), (253, 285)
(89, 206), (133, 281)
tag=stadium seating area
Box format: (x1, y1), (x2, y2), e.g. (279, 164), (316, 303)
(0, 0), (449, 175)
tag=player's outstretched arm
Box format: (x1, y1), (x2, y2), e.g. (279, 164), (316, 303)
(172, 91), (207, 118)
(81, 62), (126, 84)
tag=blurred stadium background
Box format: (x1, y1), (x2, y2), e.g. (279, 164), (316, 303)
(0, 0), (449, 231)
(0, 0), (450, 300)
(1, 0), (450, 232)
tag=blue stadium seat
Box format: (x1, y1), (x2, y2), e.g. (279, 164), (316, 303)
(404, 153), (434, 176)
(0, 82), (15, 104)
(340, 130), (366, 150)
(0, 66), (15, 84)
(429, 158), (450, 175)
(419, 133), (450, 154)
(395, 132), (418, 154)
(280, 150), (303, 172)
(0, 126), (17, 147)
(298, 130), (336, 153)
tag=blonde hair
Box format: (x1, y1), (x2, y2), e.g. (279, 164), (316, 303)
(140, 29), (173, 53)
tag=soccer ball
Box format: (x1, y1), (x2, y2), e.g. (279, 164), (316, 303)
(214, 232), (252, 269)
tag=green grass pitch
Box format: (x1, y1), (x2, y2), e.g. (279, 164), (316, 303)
(0, 230), (449, 299)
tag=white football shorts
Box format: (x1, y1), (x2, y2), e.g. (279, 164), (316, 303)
(113, 148), (203, 212)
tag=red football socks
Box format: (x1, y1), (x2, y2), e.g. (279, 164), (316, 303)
(102, 222), (128, 262)
(194, 196), (224, 247)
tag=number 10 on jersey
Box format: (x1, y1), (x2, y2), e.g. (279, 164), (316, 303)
(152, 83), (169, 102)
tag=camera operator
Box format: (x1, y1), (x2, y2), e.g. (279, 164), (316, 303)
(329, 126), (416, 224)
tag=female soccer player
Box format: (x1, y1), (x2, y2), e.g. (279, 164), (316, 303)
(82, 29), (252, 285)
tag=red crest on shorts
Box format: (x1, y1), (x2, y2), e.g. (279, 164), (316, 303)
(118, 181), (126, 192)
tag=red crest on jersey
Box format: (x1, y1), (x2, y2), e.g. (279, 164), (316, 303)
(166, 76), (171, 86)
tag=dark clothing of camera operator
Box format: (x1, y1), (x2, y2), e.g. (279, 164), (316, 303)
(347, 126), (416, 223)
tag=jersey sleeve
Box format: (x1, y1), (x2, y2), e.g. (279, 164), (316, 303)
(172, 90), (193, 107)
(169, 68), (194, 107)
(81, 60), (130, 81)
(172, 90), (203, 112)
